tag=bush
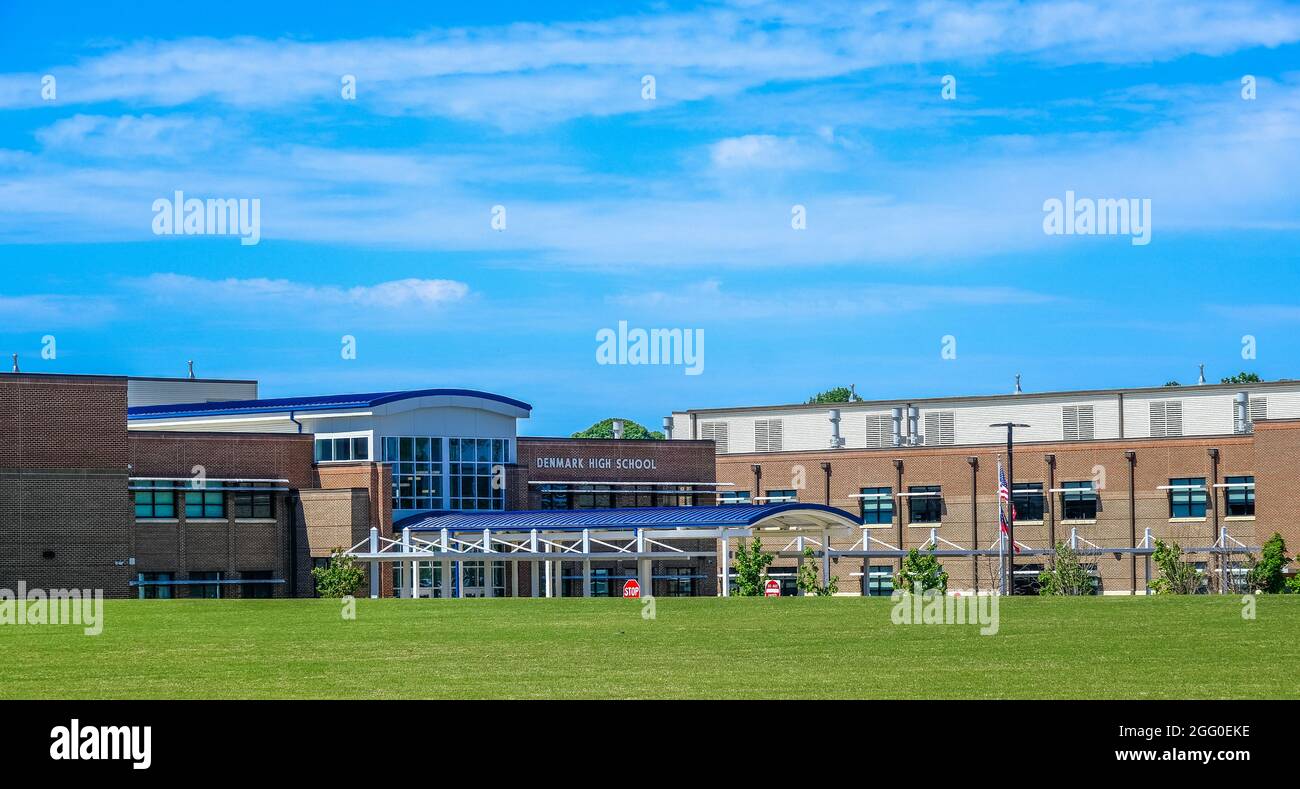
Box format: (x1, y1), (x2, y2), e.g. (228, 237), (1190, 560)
(731, 537), (775, 596)
(1148, 540), (1199, 595)
(894, 548), (947, 594)
(312, 550), (366, 598)
(1037, 543), (1096, 595)
(1248, 533), (1290, 593)
(796, 547), (839, 596)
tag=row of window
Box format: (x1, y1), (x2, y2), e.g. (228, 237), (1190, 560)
(383, 436), (509, 511)
(717, 476), (1256, 522)
(539, 485), (700, 510)
(138, 571), (274, 599)
(133, 481), (276, 520)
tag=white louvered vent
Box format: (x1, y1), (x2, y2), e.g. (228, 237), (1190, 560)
(1062, 405), (1095, 441)
(1250, 397), (1267, 423)
(864, 414), (892, 449)
(923, 411), (955, 445)
(1150, 400), (1183, 437)
(754, 419), (784, 452)
(700, 422), (729, 454)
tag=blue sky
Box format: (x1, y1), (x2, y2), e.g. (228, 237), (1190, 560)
(1, 0), (1299, 435)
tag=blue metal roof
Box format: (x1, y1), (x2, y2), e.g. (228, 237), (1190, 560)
(394, 503), (862, 532)
(127, 388), (532, 420)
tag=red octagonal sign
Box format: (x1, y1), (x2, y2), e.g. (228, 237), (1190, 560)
(623, 579), (641, 599)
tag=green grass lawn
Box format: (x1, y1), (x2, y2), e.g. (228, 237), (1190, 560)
(1, 596), (1296, 699)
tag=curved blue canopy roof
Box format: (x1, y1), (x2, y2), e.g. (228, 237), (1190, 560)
(127, 388), (532, 420)
(395, 503), (862, 532)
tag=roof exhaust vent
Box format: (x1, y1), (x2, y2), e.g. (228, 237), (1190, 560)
(10, 353), (17, 373)
(828, 408), (844, 449)
(1197, 363), (1206, 385)
(187, 360), (196, 379)
(612, 419), (624, 440)
(662, 416), (673, 440)
(1014, 373), (1023, 394)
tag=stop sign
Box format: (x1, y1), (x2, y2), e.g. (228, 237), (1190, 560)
(764, 579), (781, 597)
(623, 579), (641, 599)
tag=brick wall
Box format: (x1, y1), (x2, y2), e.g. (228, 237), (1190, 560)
(718, 429), (1281, 594)
(0, 375), (134, 596)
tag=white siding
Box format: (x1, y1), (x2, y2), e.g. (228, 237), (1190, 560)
(127, 378), (258, 407)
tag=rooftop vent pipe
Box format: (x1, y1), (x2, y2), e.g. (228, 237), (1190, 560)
(187, 360), (195, 379)
(662, 416), (673, 440)
(10, 353), (17, 373)
(891, 407), (903, 447)
(828, 408), (844, 449)
(1235, 392), (1249, 434)
(612, 420), (624, 440)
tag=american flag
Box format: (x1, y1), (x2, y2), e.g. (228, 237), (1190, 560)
(997, 458), (1021, 554)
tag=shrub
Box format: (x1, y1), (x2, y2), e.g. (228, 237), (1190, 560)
(731, 537), (775, 597)
(894, 548), (947, 594)
(312, 550), (366, 598)
(796, 547), (839, 596)
(1247, 533), (1290, 593)
(1037, 543), (1096, 595)
(1148, 540), (1199, 595)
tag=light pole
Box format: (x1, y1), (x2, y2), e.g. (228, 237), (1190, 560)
(990, 422), (1030, 594)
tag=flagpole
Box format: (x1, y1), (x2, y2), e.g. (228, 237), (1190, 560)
(991, 422), (1030, 595)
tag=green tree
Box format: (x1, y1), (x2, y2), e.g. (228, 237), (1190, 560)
(1220, 372), (1262, 384)
(570, 418), (664, 440)
(806, 386), (862, 404)
(311, 550), (366, 598)
(1148, 540), (1200, 594)
(1037, 543), (1096, 595)
(795, 547), (839, 596)
(731, 537), (776, 596)
(1248, 533), (1290, 593)
(894, 548), (948, 594)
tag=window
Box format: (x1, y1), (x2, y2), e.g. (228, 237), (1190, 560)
(907, 485), (942, 523)
(383, 436), (447, 511)
(1060, 481), (1098, 521)
(1150, 400), (1183, 437)
(1062, 405), (1095, 441)
(232, 482), (275, 519)
(859, 487), (893, 524)
(241, 570), (273, 599)
(573, 485), (613, 509)
(539, 485), (571, 510)
(923, 412), (955, 445)
(718, 490), (751, 505)
(662, 567), (695, 597)
(754, 419), (784, 452)
(190, 571), (222, 599)
(133, 480), (175, 519)
(315, 435), (370, 462)
(184, 482), (225, 519)
(1168, 477), (1207, 518)
(764, 489), (797, 503)
(448, 438), (506, 511)
(864, 415), (893, 449)
(140, 572), (172, 599)
(700, 422), (729, 454)
(863, 565), (893, 597)
(1225, 475), (1255, 517)
(1012, 483), (1044, 522)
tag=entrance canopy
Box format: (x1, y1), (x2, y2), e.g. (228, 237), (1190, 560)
(393, 502), (862, 535)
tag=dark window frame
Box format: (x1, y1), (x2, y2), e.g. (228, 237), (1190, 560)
(1169, 477), (1208, 519)
(907, 485), (942, 524)
(859, 486), (893, 524)
(1060, 480), (1098, 521)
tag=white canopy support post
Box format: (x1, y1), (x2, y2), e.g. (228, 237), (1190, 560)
(402, 527), (414, 599)
(719, 528), (730, 597)
(483, 528), (495, 598)
(1069, 527), (1078, 550)
(368, 527), (379, 599)
(582, 528), (593, 598)
(1143, 527), (1153, 595)
(637, 528), (651, 598)
(544, 541), (553, 598)
(440, 527), (452, 600)
(456, 555), (465, 599)
(929, 527), (938, 550)
(530, 529), (540, 598)
(822, 530), (832, 589)
(1219, 527), (1229, 594)
(511, 560), (520, 597)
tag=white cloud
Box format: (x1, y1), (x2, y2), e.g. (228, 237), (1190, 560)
(710, 135), (808, 170)
(0, 294), (117, 330)
(136, 274), (470, 310)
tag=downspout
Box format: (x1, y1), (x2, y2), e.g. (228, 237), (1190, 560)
(820, 462), (831, 505)
(289, 409), (303, 434)
(967, 456), (979, 594)
(1125, 450), (1137, 595)
(892, 459), (905, 574)
(1045, 453), (1057, 549)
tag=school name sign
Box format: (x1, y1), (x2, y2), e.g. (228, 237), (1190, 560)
(534, 456), (659, 470)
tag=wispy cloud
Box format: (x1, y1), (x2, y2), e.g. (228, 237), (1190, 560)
(134, 274), (470, 310)
(0, 293), (117, 330)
